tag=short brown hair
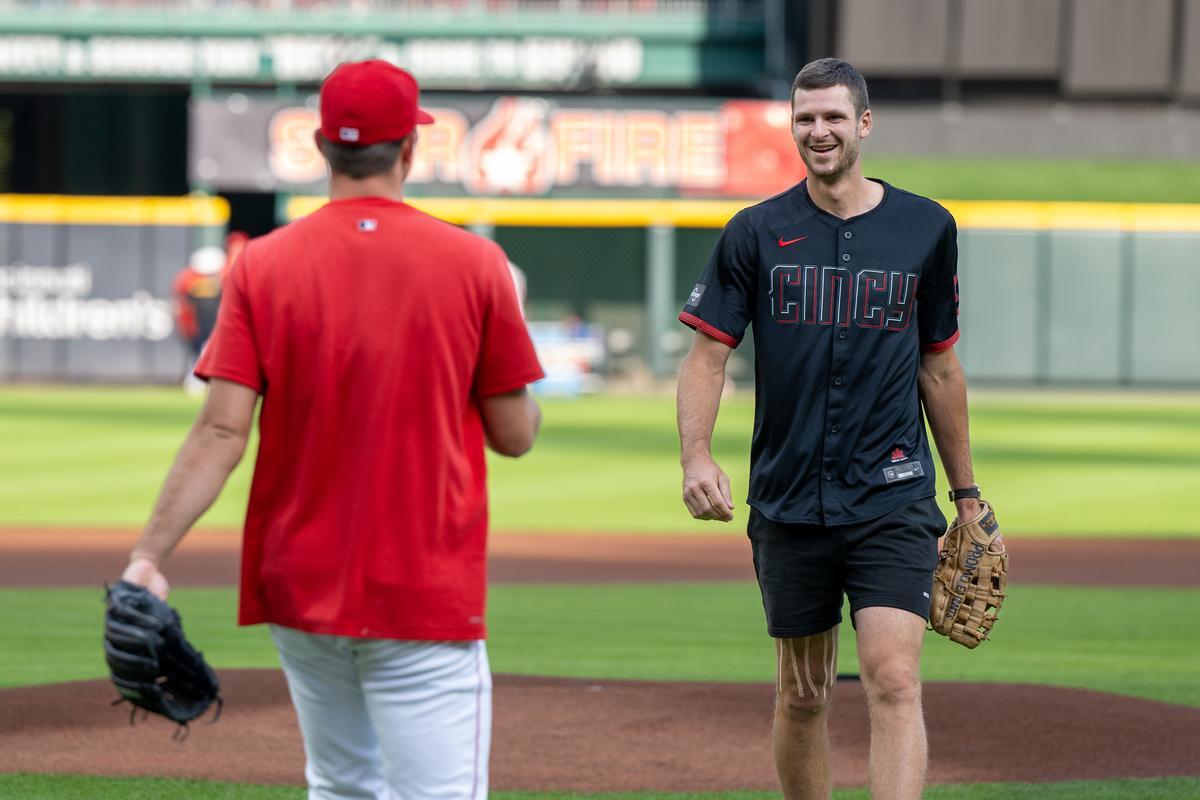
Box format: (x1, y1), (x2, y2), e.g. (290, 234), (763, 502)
(791, 58), (869, 118)
(317, 135), (407, 179)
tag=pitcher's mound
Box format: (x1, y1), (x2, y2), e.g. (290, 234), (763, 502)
(2, 671), (1198, 790)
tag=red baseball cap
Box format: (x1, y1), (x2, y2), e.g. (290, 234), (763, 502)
(319, 59), (434, 146)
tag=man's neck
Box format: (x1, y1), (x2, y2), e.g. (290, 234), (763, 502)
(806, 171), (881, 220)
(328, 174), (405, 203)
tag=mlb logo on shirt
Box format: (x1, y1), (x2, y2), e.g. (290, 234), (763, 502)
(357, 219), (378, 232)
(339, 127), (360, 142)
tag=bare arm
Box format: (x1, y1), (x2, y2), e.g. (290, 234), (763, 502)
(917, 347), (982, 521)
(480, 387), (541, 457)
(122, 378), (258, 596)
(677, 331), (735, 522)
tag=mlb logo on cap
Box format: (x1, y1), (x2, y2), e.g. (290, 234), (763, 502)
(339, 127), (361, 142)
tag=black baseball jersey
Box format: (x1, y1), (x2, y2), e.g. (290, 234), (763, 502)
(680, 179), (960, 526)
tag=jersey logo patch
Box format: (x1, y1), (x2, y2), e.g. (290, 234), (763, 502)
(883, 461), (924, 484)
(890, 447), (907, 462)
(688, 283), (706, 306)
(357, 219), (378, 232)
(778, 236), (807, 247)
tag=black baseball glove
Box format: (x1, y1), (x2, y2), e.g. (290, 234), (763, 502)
(103, 580), (222, 733)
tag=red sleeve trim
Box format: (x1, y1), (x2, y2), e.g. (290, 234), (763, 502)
(678, 312), (738, 349)
(922, 329), (960, 353)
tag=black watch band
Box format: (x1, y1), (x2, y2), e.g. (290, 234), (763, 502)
(948, 485), (981, 502)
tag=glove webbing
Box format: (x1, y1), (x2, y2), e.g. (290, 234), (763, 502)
(953, 562), (1003, 644)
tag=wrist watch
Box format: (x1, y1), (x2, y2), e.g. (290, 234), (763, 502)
(948, 485), (981, 502)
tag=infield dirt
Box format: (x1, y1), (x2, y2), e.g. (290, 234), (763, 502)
(2, 529), (1197, 588)
(2, 528), (1198, 790)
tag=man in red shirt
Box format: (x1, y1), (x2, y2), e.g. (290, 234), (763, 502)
(171, 245), (225, 396)
(122, 59), (544, 798)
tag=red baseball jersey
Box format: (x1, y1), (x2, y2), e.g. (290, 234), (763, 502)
(196, 197), (544, 641)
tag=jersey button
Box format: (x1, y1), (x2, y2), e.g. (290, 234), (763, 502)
(838, 330), (848, 339)
(831, 424), (839, 433)
(843, 231), (853, 239)
(841, 253), (851, 262)
(833, 376), (843, 386)
(824, 472), (833, 481)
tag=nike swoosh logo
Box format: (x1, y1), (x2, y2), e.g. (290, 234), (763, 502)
(778, 236), (807, 247)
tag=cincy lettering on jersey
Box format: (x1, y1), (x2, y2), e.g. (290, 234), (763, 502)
(769, 265), (918, 330)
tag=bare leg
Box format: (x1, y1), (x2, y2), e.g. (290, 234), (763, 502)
(773, 628), (839, 800)
(854, 607), (928, 800)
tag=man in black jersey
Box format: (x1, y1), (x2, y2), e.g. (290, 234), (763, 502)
(676, 58), (984, 800)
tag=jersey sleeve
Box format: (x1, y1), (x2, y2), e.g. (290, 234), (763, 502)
(918, 215), (960, 353)
(473, 244), (545, 398)
(194, 248), (264, 391)
(678, 210), (757, 348)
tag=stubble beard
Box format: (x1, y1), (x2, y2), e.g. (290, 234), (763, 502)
(799, 137), (861, 184)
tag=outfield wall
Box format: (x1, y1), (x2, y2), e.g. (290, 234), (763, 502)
(0, 195), (229, 383)
(289, 196), (1200, 387)
(958, 229), (1200, 385)
(948, 202), (1200, 385)
(2, 194), (1199, 386)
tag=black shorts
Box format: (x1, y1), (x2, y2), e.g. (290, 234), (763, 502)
(746, 497), (946, 638)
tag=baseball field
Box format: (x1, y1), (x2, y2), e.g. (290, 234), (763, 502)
(1, 385), (1198, 799)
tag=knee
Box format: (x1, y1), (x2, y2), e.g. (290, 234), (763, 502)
(774, 632), (838, 721)
(777, 686), (833, 721)
(861, 662), (921, 708)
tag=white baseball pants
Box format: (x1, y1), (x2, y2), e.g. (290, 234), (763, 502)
(270, 625), (491, 800)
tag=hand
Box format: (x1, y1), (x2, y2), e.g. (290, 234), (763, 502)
(954, 497), (1004, 550)
(945, 499), (1004, 550)
(122, 556), (170, 600)
(681, 454), (735, 522)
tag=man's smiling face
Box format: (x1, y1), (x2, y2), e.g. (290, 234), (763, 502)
(791, 84), (871, 182)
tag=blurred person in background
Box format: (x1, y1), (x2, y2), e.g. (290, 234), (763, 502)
(677, 58), (980, 800)
(122, 59), (543, 799)
(171, 244), (226, 397)
(224, 229), (249, 272)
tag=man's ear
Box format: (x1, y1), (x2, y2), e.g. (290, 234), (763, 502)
(859, 108), (873, 140)
(398, 131), (418, 178)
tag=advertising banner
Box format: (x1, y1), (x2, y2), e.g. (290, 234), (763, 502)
(0, 196), (228, 383)
(0, 33), (648, 88)
(191, 93), (806, 198)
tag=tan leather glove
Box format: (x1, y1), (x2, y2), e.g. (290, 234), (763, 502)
(929, 502), (1007, 648)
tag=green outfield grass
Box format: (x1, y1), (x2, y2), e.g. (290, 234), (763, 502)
(2, 388), (1195, 799)
(4, 583), (1198, 707)
(0, 386), (1196, 536)
(863, 157), (1200, 203)
(3, 774), (1199, 800)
